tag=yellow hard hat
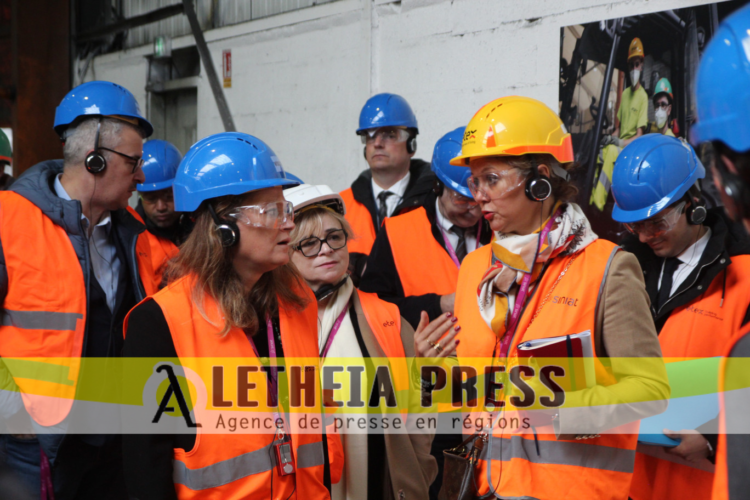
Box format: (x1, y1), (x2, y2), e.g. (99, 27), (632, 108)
(628, 37), (644, 61)
(449, 96), (574, 166)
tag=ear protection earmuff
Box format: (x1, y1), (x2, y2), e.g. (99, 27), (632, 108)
(685, 184), (708, 225)
(85, 119), (107, 174)
(713, 149), (750, 221)
(406, 133), (417, 155)
(432, 179), (444, 196)
(207, 203), (240, 247)
(524, 163), (552, 202)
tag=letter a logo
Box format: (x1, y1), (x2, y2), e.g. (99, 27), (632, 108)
(152, 364), (202, 428)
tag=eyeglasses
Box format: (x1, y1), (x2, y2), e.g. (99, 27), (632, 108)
(654, 102), (670, 110)
(623, 201), (686, 238)
(99, 147), (144, 173)
(447, 188), (479, 208)
(228, 201), (295, 229)
(93, 119), (143, 173)
(294, 229), (348, 257)
(360, 127), (410, 145)
(467, 169), (524, 199)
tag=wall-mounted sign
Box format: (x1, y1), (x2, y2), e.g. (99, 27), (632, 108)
(223, 49), (232, 88)
(154, 36), (172, 59)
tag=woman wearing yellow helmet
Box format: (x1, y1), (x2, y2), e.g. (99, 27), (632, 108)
(448, 96), (669, 500)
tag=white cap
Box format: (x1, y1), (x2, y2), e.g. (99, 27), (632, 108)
(285, 184), (345, 215)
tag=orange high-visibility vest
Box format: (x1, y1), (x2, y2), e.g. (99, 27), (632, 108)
(712, 320), (750, 500)
(630, 256), (750, 500)
(455, 240), (639, 500)
(384, 207), (458, 297)
(127, 206), (179, 296)
(0, 192), (87, 426)
(147, 276), (330, 500)
(340, 187), (377, 257)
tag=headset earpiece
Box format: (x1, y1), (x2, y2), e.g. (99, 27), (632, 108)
(525, 164), (552, 202)
(406, 135), (417, 155)
(363, 147), (367, 160)
(85, 119), (107, 174)
(433, 179), (444, 196)
(207, 203), (240, 247)
(685, 184), (707, 225)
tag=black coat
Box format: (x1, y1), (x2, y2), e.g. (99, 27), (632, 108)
(359, 190), (492, 329)
(621, 208), (750, 333)
(347, 159), (435, 282)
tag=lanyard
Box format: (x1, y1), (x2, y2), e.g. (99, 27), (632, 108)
(497, 207), (561, 358)
(440, 223), (483, 269)
(246, 317), (287, 436)
(320, 306), (350, 358)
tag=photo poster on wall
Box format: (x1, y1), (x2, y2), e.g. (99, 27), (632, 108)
(559, 0), (747, 243)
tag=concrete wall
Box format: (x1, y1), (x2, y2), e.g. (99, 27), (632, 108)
(88, 0), (718, 192)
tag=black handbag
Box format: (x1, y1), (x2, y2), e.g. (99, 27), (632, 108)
(438, 433), (486, 500)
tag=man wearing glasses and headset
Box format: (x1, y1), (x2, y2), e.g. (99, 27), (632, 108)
(0, 80), (153, 499)
(340, 93), (434, 283)
(611, 134), (750, 500)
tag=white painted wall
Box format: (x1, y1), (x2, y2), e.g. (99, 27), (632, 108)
(88, 0), (720, 192)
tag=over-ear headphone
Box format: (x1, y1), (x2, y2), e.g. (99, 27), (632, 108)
(406, 132), (417, 155)
(85, 119), (107, 174)
(685, 184), (707, 225)
(524, 163), (552, 202)
(432, 178), (444, 196)
(207, 203), (240, 247)
(712, 144), (750, 222)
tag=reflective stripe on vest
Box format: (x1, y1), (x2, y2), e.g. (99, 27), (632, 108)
(384, 207), (458, 297)
(149, 276), (329, 499)
(340, 187), (377, 256)
(480, 434), (636, 473)
(173, 440), (326, 491)
(127, 206), (178, 296)
(455, 239), (638, 499)
(630, 256), (750, 500)
(0, 191), (87, 426)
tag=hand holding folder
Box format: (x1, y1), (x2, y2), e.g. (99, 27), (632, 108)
(516, 331), (596, 393)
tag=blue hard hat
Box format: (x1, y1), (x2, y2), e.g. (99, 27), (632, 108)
(173, 132), (300, 212)
(54, 81), (153, 138)
(356, 93), (418, 134)
(283, 172), (304, 186)
(612, 135), (705, 223)
(431, 127), (473, 199)
(691, 3), (750, 152)
(137, 140), (183, 192)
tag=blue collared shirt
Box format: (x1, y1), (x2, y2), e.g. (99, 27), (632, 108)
(54, 174), (120, 312)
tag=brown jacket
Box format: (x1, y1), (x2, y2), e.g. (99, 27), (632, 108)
(351, 290), (439, 500)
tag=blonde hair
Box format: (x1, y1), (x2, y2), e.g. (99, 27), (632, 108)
(503, 154), (578, 203)
(289, 206), (354, 250)
(165, 193), (308, 337)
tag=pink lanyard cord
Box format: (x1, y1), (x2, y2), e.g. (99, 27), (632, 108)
(497, 207), (561, 358)
(320, 306), (350, 358)
(246, 317), (286, 434)
(440, 223), (483, 269)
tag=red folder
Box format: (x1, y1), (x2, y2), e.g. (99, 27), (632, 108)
(516, 331), (595, 391)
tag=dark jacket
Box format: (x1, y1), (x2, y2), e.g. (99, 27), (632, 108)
(135, 199), (191, 246)
(621, 208), (750, 333)
(621, 208), (750, 456)
(347, 159), (435, 281)
(359, 190), (492, 329)
(0, 160), (147, 464)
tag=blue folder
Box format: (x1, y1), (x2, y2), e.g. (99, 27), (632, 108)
(638, 357), (720, 447)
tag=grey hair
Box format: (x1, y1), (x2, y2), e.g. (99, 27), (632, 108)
(62, 117), (141, 168)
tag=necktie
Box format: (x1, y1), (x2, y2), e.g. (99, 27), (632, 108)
(655, 257), (680, 312)
(450, 225), (468, 262)
(377, 191), (393, 226)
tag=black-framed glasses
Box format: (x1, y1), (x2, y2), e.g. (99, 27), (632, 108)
(293, 229), (348, 257)
(93, 119), (144, 173)
(654, 102), (670, 110)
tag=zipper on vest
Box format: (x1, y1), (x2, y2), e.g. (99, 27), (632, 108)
(130, 234), (146, 301)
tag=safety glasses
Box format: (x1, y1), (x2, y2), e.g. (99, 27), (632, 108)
(293, 228), (348, 257)
(623, 201), (686, 238)
(228, 201), (294, 229)
(360, 127), (410, 145)
(467, 169), (525, 199)
(447, 188), (479, 208)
